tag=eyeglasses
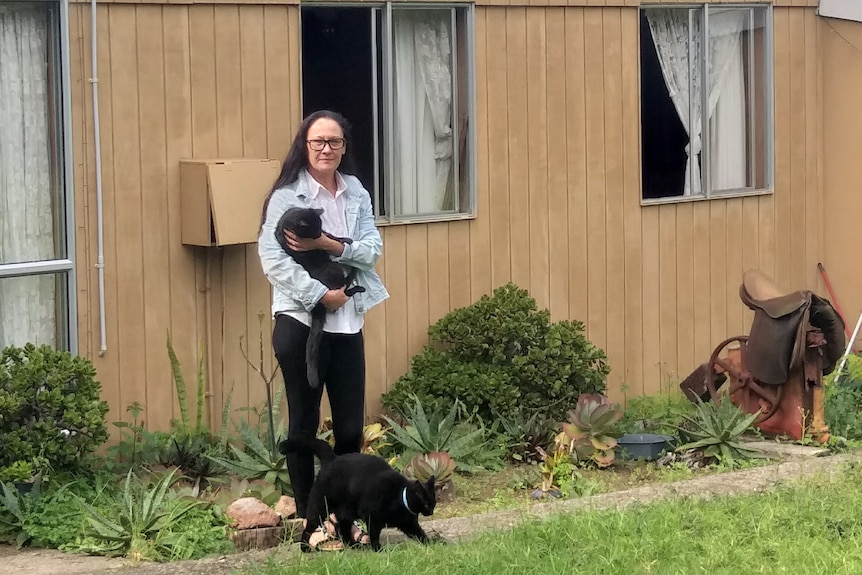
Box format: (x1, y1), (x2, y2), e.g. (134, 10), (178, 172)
(307, 138), (345, 151)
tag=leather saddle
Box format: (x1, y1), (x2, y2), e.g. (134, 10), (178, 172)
(740, 269), (845, 385)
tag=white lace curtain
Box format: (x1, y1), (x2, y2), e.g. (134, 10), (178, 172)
(646, 8), (748, 196)
(392, 10), (454, 215)
(0, 5), (58, 348)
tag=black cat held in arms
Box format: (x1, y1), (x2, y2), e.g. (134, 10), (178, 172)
(279, 437), (437, 552)
(275, 206), (365, 389)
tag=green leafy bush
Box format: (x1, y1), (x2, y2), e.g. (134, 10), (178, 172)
(0, 344), (110, 475)
(616, 391), (695, 436)
(381, 283), (610, 423)
(825, 354), (862, 440)
(491, 405), (558, 464)
(384, 348), (520, 421)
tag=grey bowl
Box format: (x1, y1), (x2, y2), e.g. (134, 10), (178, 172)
(615, 433), (676, 461)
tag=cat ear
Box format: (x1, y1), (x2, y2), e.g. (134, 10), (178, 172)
(313, 207), (325, 215)
(425, 476), (436, 491)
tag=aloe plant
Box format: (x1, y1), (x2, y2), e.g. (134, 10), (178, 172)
(404, 451), (456, 484)
(78, 468), (204, 561)
(558, 393), (623, 468)
(204, 420), (292, 496)
(381, 394), (489, 472)
(674, 399), (766, 465)
(0, 472), (45, 547)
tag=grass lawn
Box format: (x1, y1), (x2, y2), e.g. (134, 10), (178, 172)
(244, 461), (862, 575)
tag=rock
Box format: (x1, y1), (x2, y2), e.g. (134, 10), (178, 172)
(275, 495), (297, 519)
(226, 497), (281, 530)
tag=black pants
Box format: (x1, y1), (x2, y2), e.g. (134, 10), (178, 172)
(272, 314), (366, 518)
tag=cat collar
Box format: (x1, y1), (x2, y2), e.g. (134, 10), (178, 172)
(402, 487), (417, 515)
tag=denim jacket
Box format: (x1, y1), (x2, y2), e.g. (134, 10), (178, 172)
(258, 170), (390, 318)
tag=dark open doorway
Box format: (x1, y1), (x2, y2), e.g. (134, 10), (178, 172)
(301, 6), (383, 207)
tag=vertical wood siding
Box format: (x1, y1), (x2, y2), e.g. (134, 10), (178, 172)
(69, 4), (825, 432)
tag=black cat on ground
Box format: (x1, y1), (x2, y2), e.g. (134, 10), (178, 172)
(275, 206), (365, 388)
(279, 436), (437, 551)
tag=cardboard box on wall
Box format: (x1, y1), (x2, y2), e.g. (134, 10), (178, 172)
(180, 158), (282, 247)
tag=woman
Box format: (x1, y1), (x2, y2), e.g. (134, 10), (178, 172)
(258, 110), (389, 550)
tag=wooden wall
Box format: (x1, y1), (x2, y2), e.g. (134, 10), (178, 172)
(821, 16), (862, 350)
(68, 2), (826, 435)
(69, 2), (303, 434)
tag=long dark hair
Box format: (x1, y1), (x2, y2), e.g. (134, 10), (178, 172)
(259, 109), (357, 228)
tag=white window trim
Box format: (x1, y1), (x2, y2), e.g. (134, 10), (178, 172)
(639, 3), (775, 206)
(0, 0), (77, 354)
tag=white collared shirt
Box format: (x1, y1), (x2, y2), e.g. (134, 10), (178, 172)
(282, 170), (364, 335)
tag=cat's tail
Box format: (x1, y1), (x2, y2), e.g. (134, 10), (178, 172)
(278, 437), (337, 466)
(306, 306), (326, 389)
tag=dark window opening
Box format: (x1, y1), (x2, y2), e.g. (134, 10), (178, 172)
(639, 12), (692, 200)
(301, 7), (384, 211)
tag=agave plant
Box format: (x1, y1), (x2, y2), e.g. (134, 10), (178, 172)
(381, 395), (489, 472)
(673, 399), (766, 465)
(204, 420), (291, 496)
(558, 393), (623, 468)
(77, 468), (204, 561)
(404, 451), (456, 484)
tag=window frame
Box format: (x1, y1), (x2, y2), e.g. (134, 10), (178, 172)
(0, 0), (77, 353)
(638, 3), (774, 206)
(300, 2), (478, 226)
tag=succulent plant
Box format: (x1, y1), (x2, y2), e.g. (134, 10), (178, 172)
(673, 399), (766, 465)
(558, 393), (623, 468)
(404, 451), (456, 484)
(361, 422), (391, 455)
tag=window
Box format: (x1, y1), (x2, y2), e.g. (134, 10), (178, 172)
(301, 4), (476, 223)
(640, 5), (773, 202)
(0, 1), (74, 350)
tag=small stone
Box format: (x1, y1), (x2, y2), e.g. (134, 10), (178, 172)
(275, 495), (297, 519)
(227, 497), (281, 529)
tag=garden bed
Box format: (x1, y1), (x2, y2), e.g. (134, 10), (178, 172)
(4, 288), (860, 568)
(3, 446), (856, 575)
(423, 451), (783, 521)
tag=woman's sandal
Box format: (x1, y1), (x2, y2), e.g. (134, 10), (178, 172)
(303, 516), (369, 551)
(306, 525), (344, 552)
(350, 521), (370, 546)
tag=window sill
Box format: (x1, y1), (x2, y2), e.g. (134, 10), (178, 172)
(375, 211), (478, 227)
(640, 187), (774, 207)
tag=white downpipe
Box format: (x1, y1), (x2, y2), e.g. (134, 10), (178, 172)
(834, 311), (862, 385)
(90, 0), (107, 356)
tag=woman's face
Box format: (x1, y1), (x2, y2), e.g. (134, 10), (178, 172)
(306, 117), (346, 179)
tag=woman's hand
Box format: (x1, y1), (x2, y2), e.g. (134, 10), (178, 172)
(320, 288), (349, 311)
(284, 231), (345, 256)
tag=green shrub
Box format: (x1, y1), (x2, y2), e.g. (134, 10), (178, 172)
(825, 354), (862, 440)
(381, 348), (521, 421)
(381, 283), (610, 423)
(616, 391), (695, 436)
(0, 344), (110, 475)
